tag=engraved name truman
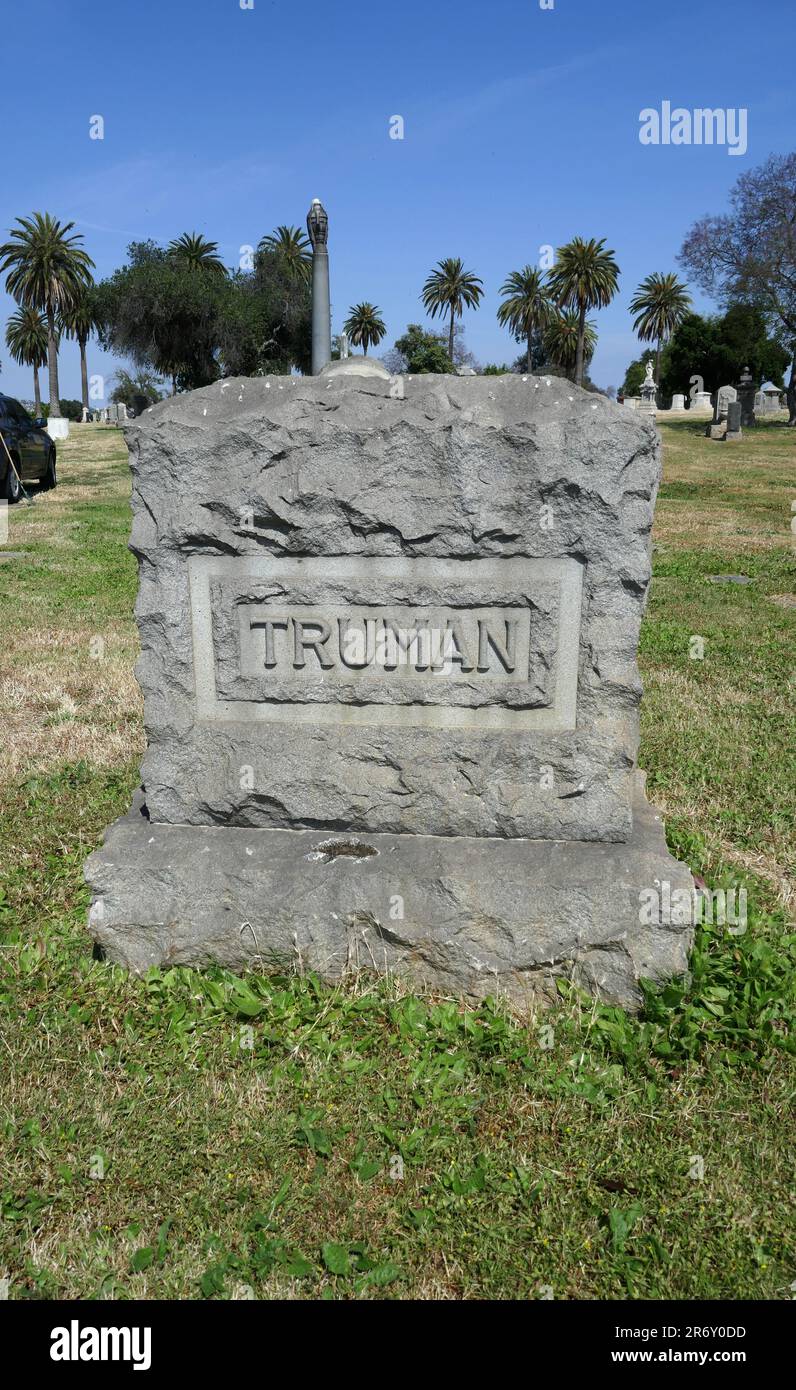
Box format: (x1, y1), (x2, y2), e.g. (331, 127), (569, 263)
(244, 608), (526, 677)
(188, 556), (584, 731)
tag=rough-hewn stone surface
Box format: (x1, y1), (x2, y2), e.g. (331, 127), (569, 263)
(126, 373), (660, 842)
(86, 776), (693, 1011)
(84, 370), (694, 1009)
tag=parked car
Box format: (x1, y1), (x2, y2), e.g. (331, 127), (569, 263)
(0, 394), (56, 501)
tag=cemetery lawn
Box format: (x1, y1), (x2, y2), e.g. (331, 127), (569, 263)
(1, 420), (794, 1301)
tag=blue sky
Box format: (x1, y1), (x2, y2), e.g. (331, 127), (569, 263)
(2, 0), (793, 400)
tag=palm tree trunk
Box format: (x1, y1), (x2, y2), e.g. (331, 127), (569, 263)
(171, 373), (177, 396)
(448, 308), (455, 366)
(655, 338), (662, 401)
(527, 331), (532, 373)
(575, 304), (586, 387)
(79, 337), (89, 411)
(787, 349), (796, 427)
(47, 305), (61, 417)
(33, 366), (41, 415)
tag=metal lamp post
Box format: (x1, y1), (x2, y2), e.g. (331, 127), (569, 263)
(307, 198), (331, 375)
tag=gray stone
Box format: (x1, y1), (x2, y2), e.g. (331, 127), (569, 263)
(707, 421), (727, 441)
(670, 394), (686, 412)
(85, 372), (694, 1009)
(759, 382), (783, 413)
(714, 385), (736, 422)
(726, 400), (742, 438)
(737, 367), (756, 427)
(122, 375), (659, 844)
(323, 356), (390, 380)
(86, 775), (694, 1012)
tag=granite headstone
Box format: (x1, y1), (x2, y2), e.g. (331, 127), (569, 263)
(84, 367), (694, 1009)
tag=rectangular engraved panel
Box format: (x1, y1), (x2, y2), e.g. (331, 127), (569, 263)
(188, 556), (583, 731)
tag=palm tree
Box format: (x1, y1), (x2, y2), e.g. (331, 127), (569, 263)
(544, 309), (597, 380)
(629, 271), (692, 386)
(167, 232), (226, 274)
(497, 266), (553, 372)
(0, 212), (94, 417)
(59, 290), (98, 412)
(343, 303), (387, 355)
(546, 237), (620, 387)
(5, 305), (50, 414)
(421, 257), (484, 362)
(258, 225), (312, 284)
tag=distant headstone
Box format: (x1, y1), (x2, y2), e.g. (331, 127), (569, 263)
(760, 382), (783, 413)
(118, 402), (128, 422)
(670, 394), (685, 412)
(84, 371), (694, 1011)
(726, 400), (742, 439)
(690, 391), (713, 413)
(737, 367), (756, 427)
(81, 406), (89, 423)
(714, 385), (737, 422)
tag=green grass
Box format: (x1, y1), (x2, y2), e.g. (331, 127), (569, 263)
(0, 421), (794, 1300)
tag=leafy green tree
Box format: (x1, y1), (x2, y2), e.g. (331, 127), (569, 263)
(5, 304), (50, 413)
(679, 152), (796, 424)
(0, 212), (94, 416)
(629, 271), (692, 386)
(59, 290), (99, 411)
(544, 309), (597, 380)
(621, 357), (650, 398)
(657, 307), (789, 400)
(110, 368), (164, 409)
(715, 303), (790, 386)
(421, 258), (483, 361)
(214, 250), (311, 377)
(547, 237), (619, 386)
(343, 302), (387, 355)
(258, 226), (312, 285)
(387, 323), (453, 374)
(167, 232), (226, 275)
(94, 241), (225, 392)
(497, 266), (553, 372)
